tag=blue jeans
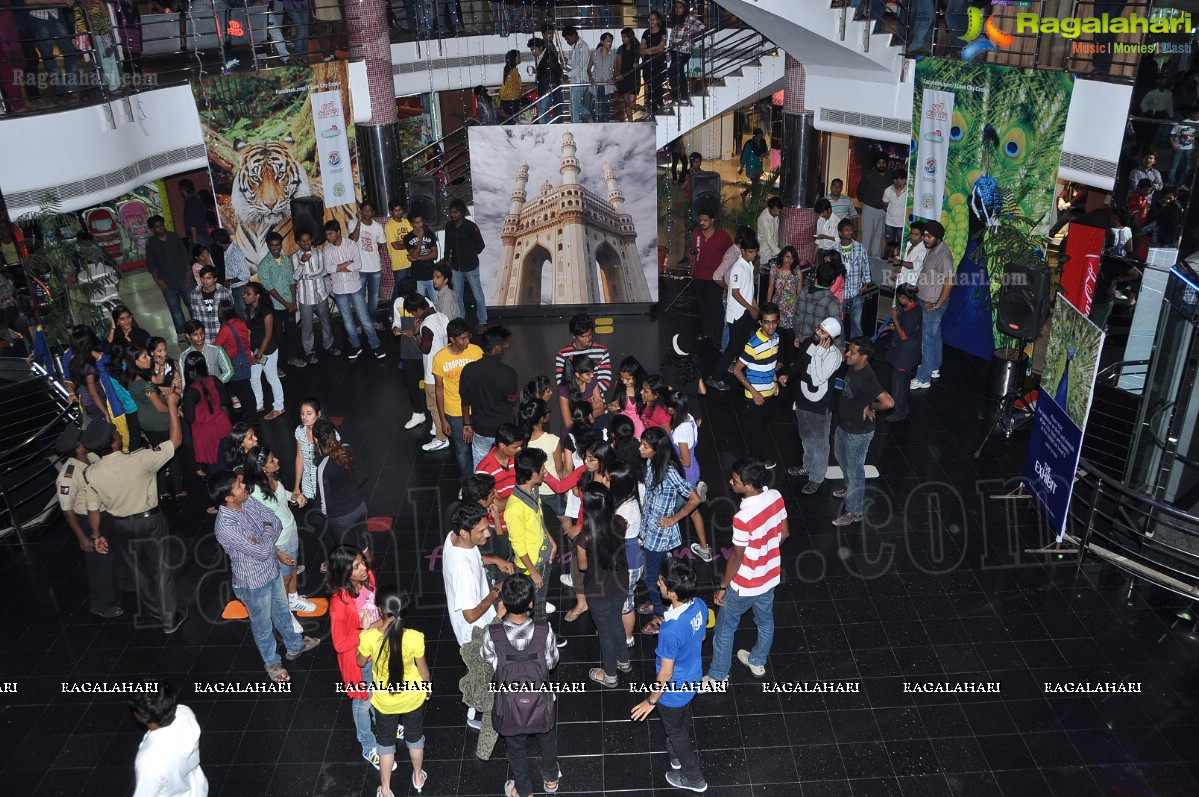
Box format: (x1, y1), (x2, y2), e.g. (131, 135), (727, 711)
(286, 7), (309, 59)
(471, 432), (495, 471)
(569, 85), (589, 123)
(1170, 148), (1194, 186)
(230, 284), (247, 319)
(594, 85), (611, 123)
(708, 585), (776, 680)
(24, 14), (79, 95)
(909, 0), (935, 50)
(448, 415), (472, 475)
(333, 291), (382, 350)
(353, 661), (375, 755)
(642, 548), (670, 618)
(160, 284), (189, 336)
(439, 0), (463, 31)
(843, 291), (865, 339)
(233, 575), (305, 668)
(360, 271), (382, 322)
(452, 268), (488, 323)
(536, 91), (553, 123)
(416, 279), (436, 305)
(914, 303), (947, 383)
(834, 427), (874, 516)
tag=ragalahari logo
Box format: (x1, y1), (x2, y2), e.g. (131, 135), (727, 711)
(960, 7), (1015, 62)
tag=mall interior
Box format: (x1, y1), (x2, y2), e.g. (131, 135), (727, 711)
(2, 1), (1199, 796)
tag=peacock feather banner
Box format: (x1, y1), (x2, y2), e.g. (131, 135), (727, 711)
(910, 59), (1073, 357)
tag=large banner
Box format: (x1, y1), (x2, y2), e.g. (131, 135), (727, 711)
(910, 60), (1073, 359)
(467, 124), (658, 307)
(1023, 300), (1104, 538)
(193, 63), (359, 264)
(914, 89), (954, 222)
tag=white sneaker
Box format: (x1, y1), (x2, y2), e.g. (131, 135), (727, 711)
(429, 423), (438, 437)
(405, 412), (427, 430)
(696, 481), (708, 503)
(737, 648), (766, 678)
(291, 614), (303, 634)
(930, 370), (941, 379)
(546, 602), (557, 614)
(422, 438), (450, 452)
(559, 574), (573, 587)
(910, 379), (931, 390)
(289, 593), (316, 613)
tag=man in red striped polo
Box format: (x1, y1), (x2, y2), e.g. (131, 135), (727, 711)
(704, 457), (789, 684)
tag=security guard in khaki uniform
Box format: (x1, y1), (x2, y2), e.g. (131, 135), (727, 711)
(55, 426), (123, 618)
(84, 389), (187, 633)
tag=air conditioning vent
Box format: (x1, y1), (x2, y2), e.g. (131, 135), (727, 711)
(5, 144), (207, 211)
(820, 107), (911, 135)
(1059, 151), (1118, 180)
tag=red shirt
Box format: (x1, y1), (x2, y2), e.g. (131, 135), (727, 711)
(214, 318), (251, 360)
(730, 488), (787, 596)
(690, 227), (733, 281)
(329, 570), (376, 700)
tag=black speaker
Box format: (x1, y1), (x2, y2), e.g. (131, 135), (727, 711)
(290, 196), (325, 242)
(690, 170), (722, 218)
(408, 176), (440, 225)
(995, 261), (1052, 341)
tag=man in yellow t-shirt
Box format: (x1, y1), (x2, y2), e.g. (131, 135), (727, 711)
(385, 199), (414, 282)
(430, 319), (483, 474)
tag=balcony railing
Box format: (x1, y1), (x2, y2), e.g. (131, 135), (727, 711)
(0, 0), (735, 117)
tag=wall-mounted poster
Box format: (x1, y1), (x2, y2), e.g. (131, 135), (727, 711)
(192, 62), (359, 263)
(468, 124), (658, 307)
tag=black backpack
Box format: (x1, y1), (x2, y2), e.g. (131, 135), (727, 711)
(489, 622), (555, 736)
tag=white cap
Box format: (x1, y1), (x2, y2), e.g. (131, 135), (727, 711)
(819, 317), (842, 338)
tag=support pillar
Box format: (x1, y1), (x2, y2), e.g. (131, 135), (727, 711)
(779, 54), (820, 265)
(347, 0), (403, 213)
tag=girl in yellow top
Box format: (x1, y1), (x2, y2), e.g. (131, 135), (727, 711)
(500, 49), (524, 120)
(357, 590), (431, 796)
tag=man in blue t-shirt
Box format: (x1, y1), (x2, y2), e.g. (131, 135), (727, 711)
(631, 557), (709, 792)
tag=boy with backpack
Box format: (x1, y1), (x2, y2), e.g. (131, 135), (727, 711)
(481, 574), (561, 797)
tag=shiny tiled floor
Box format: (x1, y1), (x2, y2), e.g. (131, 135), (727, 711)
(0, 276), (1197, 797)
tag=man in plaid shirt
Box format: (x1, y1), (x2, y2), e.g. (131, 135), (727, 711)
(836, 218), (873, 338)
(792, 254), (844, 355)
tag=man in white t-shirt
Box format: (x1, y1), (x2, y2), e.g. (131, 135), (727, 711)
(881, 170), (908, 259)
(890, 221), (927, 289)
(130, 684), (208, 797)
(348, 201), (387, 330)
(708, 236), (760, 392)
(442, 502), (507, 730)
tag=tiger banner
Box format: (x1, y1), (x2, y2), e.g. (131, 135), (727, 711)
(192, 62), (359, 264)
(909, 59), (1072, 360)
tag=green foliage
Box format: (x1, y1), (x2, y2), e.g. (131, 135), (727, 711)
(17, 202), (120, 348)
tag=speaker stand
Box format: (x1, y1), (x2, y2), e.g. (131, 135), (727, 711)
(661, 275), (696, 316)
(973, 391), (1035, 459)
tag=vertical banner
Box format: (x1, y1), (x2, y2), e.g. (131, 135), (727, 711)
(910, 60), (1073, 360)
(310, 90), (353, 208)
(192, 62), (359, 263)
(914, 89), (954, 222)
(1023, 300), (1104, 538)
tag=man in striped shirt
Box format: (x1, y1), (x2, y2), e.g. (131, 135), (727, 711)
(705, 457), (788, 684)
(553, 314), (612, 394)
(730, 301), (780, 469)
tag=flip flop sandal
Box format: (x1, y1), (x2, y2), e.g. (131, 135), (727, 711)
(264, 409), (285, 420)
(265, 662), (290, 683)
(412, 769), (427, 793)
(588, 668), (618, 688)
(637, 601), (654, 615)
(642, 617), (663, 635)
(564, 606), (588, 622)
(503, 780), (519, 797)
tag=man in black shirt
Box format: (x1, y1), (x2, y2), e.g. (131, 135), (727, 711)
(443, 199), (488, 327)
(179, 179), (211, 250)
(831, 337), (893, 527)
(145, 215), (191, 342)
(403, 210), (440, 304)
(855, 154), (890, 259)
(460, 326), (519, 471)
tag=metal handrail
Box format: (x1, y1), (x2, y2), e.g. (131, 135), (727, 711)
(0, 393), (77, 464)
(1096, 358), (1151, 387)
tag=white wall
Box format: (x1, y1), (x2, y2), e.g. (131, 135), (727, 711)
(0, 86), (207, 218)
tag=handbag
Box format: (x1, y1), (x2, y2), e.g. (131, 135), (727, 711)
(229, 327), (252, 381)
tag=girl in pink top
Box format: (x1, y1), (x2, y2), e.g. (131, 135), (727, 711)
(638, 374), (672, 432)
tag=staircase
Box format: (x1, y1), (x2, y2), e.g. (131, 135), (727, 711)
(0, 359), (75, 545)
